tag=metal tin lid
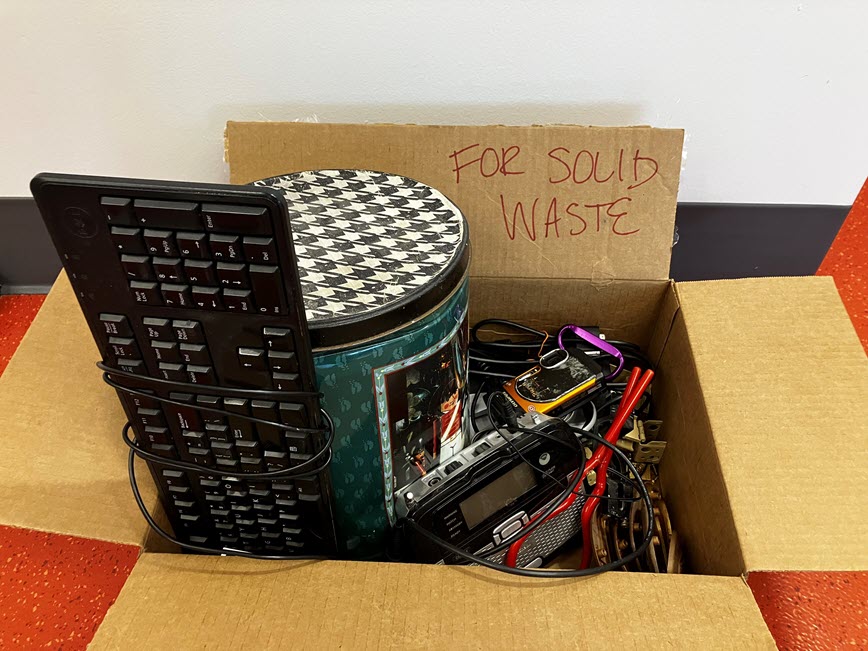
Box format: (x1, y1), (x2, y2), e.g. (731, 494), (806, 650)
(254, 170), (470, 349)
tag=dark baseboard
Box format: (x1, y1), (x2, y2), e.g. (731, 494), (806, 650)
(0, 197), (850, 294)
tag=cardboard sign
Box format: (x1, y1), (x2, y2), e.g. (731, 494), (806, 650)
(225, 122), (684, 281)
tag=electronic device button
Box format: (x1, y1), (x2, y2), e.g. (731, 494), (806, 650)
(263, 327), (294, 352)
(179, 343), (210, 366)
(183, 259), (216, 285)
(143, 228), (178, 256)
(133, 199), (200, 230)
(187, 364), (216, 385)
(191, 285), (223, 311)
(151, 340), (181, 364)
(223, 288), (254, 313)
(176, 231), (209, 259)
(110, 226), (146, 254)
(142, 316), (172, 340)
(427, 476), (442, 487)
(267, 350), (297, 373)
(249, 265), (286, 315)
(242, 236), (277, 263)
(272, 372), (301, 391)
(202, 203), (271, 235)
(121, 254), (154, 281)
(540, 348), (569, 369)
(130, 280), (162, 305)
(238, 347), (266, 372)
(215, 262), (248, 288)
(525, 557), (544, 569)
(172, 319), (204, 343)
(444, 460), (463, 475)
(160, 283), (192, 308)
(117, 358), (145, 375)
(158, 362), (186, 382)
(208, 234), (243, 261)
(152, 257), (184, 282)
(101, 196), (134, 225)
(278, 402), (307, 428)
(492, 512), (527, 543)
(99, 313), (132, 337)
(109, 335), (140, 358)
(137, 407), (165, 429)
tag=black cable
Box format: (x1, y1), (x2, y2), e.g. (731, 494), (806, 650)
(98, 361), (320, 399)
(402, 430), (652, 577)
(126, 449), (327, 561)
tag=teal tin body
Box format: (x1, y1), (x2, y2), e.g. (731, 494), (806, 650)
(255, 170), (471, 557)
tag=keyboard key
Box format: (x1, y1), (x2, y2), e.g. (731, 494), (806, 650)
(142, 317), (172, 340)
(151, 443), (177, 459)
(133, 199), (200, 229)
(151, 340), (181, 363)
(176, 231), (209, 259)
(187, 364), (215, 385)
(240, 456), (263, 472)
(158, 362), (186, 382)
(215, 262), (248, 288)
(264, 449), (289, 470)
(249, 265), (286, 315)
(196, 394), (222, 423)
(209, 234), (243, 261)
(223, 288), (253, 313)
(268, 350), (298, 373)
(211, 441), (236, 459)
(179, 343), (210, 365)
(172, 320), (204, 343)
(191, 285), (223, 310)
(117, 359), (145, 375)
(242, 236), (277, 263)
(110, 226), (146, 254)
(238, 347), (266, 372)
(101, 197), (134, 225)
(165, 392), (203, 431)
(183, 430), (208, 446)
(235, 440), (262, 457)
(143, 228), (178, 256)
(284, 430), (312, 454)
(251, 400), (279, 441)
(152, 257), (184, 282)
(121, 254), (154, 280)
(160, 468), (188, 487)
(272, 372), (301, 391)
(202, 204), (271, 235)
(99, 313), (132, 337)
(263, 327), (294, 352)
(183, 259), (216, 285)
(224, 398), (256, 441)
(279, 402), (308, 428)
(142, 426), (171, 445)
(205, 423), (231, 442)
(108, 336), (139, 359)
(216, 458), (240, 470)
(137, 407), (166, 429)
(161, 283), (192, 308)
(130, 280), (162, 305)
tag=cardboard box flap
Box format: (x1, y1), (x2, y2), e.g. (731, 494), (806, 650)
(225, 122), (683, 282)
(0, 271), (156, 547)
(91, 554), (774, 650)
(676, 276), (868, 572)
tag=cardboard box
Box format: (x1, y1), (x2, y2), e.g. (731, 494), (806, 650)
(1, 123), (865, 649)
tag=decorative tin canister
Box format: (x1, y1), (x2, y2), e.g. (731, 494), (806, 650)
(255, 170), (470, 556)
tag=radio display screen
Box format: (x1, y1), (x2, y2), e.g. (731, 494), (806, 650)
(458, 463), (538, 530)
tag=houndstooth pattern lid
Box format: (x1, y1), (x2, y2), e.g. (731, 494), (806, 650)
(255, 170), (468, 328)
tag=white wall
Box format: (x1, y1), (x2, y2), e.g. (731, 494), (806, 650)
(2, 1), (866, 204)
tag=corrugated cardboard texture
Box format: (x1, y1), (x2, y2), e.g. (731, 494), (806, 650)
(91, 554), (775, 650)
(469, 277), (669, 350)
(655, 310), (744, 577)
(0, 272), (157, 546)
(677, 276), (868, 571)
(225, 122), (683, 282)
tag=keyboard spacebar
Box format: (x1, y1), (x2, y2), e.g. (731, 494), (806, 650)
(249, 265), (287, 315)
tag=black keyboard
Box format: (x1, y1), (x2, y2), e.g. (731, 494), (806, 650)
(31, 173), (336, 557)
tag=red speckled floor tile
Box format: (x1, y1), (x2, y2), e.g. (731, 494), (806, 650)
(0, 294), (47, 376)
(748, 572), (868, 650)
(817, 176), (868, 351)
(0, 525), (139, 650)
